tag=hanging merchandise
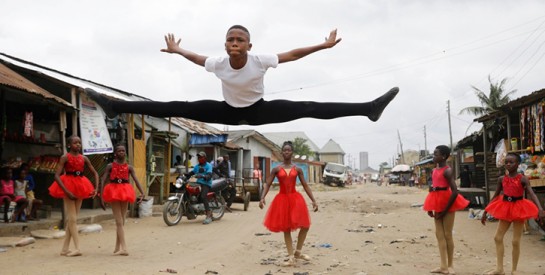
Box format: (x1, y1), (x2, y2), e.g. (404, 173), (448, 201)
(23, 111), (33, 138)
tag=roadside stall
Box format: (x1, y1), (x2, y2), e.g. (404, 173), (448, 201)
(0, 63), (75, 213)
(474, 88), (545, 231)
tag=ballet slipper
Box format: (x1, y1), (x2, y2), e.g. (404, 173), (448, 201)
(60, 250), (71, 256)
(294, 250), (311, 261)
(67, 250), (82, 257)
(430, 267), (449, 274)
(114, 250), (129, 256)
(281, 255), (295, 267)
(368, 87), (399, 122)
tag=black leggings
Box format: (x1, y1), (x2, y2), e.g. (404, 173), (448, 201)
(111, 99), (376, 125)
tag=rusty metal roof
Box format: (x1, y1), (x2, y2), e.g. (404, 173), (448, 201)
(0, 63), (73, 107)
(170, 117), (224, 136)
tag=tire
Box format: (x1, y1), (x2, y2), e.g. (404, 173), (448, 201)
(244, 191), (251, 211)
(163, 200), (184, 226)
(211, 196), (225, 221)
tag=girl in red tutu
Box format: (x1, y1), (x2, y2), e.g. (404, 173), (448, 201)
(49, 135), (99, 257)
(100, 144), (144, 256)
(481, 152), (544, 275)
(423, 145), (469, 274)
(259, 141), (318, 267)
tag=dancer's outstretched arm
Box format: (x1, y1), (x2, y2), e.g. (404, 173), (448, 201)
(160, 33), (208, 66)
(277, 29), (341, 63)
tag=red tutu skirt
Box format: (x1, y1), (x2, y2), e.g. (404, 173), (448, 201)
(423, 190), (469, 212)
(485, 195), (539, 222)
(102, 183), (136, 203)
(263, 192), (310, 232)
(49, 175), (95, 199)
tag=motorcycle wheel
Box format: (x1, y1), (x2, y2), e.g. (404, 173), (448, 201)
(211, 196), (225, 221)
(163, 200), (184, 226)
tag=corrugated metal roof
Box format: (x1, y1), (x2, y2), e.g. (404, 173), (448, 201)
(171, 117), (224, 136)
(0, 63), (73, 107)
(227, 130), (282, 153)
(0, 53), (136, 101)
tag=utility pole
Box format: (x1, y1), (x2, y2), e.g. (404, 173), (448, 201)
(397, 129), (405, 164)
(424, 125), (427, 156)
(447, 100), (453, 150)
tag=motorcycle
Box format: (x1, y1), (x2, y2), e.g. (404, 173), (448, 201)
(163, 174), (228, 226)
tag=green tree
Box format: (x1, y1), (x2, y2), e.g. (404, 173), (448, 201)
(292, 137), (315, 158)
(459, 76), (517, 117)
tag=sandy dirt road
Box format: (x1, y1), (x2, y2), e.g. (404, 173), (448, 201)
(2, 183), (544, 275)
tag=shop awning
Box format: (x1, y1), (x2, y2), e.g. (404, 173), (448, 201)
(0, 63), (73, 108)
(415, 158), (434, 166)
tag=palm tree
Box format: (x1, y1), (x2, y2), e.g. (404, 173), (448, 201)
(459, 76), (517, 117)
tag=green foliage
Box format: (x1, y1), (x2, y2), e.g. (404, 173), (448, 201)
(459, 76), (516, 117)
(292, 137), (315, 158)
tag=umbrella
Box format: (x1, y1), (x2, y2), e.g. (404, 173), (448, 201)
(391, 164), (411, 173)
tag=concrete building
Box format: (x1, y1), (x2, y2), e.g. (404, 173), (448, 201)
(359, 151), (369, 170)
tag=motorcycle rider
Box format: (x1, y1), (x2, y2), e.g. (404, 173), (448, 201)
(186, 151), (214, 224)
(214, 156), (235, 212)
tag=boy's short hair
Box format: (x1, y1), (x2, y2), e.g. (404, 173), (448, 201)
(435, 145), (451, 159)
(227, 25), (251, 40)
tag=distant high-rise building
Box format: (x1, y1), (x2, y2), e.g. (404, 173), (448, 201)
(359, 152), (368, 170)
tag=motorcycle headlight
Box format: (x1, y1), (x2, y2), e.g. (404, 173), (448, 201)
(175, 178), (183, 188)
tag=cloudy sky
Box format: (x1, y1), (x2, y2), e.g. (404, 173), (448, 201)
(2, 0), (545, 169)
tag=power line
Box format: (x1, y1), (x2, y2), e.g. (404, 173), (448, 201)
(267, 16), (545, 95)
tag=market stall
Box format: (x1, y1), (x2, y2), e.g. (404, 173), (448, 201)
(475, 88), (545, 231)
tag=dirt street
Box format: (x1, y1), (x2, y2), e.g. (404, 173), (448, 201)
(2, 184), (544, 275)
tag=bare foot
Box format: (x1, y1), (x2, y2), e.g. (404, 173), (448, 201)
(60, 250), (71, 256)
(430, 267), (449, 274)
(481, 268), (505, 275)
(114, 250), (129, 256)
(67, 250), (82, 257)
(448, 267), (456, 274)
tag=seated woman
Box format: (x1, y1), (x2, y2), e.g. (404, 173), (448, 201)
(1, 167), (28, 223)
(15, 168), (43, 221)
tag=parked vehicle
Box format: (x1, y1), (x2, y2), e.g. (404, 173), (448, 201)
(371, 173), (380, 182)
(323, 162), (349, 187)
(163, 175), (227, 226)
(388, 174), (402, 184)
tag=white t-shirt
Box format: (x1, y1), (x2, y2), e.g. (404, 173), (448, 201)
(205, 53), (279, 108)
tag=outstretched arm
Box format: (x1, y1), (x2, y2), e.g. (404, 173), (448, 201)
(160, 33), (208, 67)
(277, 29), (341, 64)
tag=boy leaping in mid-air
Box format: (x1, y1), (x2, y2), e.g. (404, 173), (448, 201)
(88, 25), (399, 125)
